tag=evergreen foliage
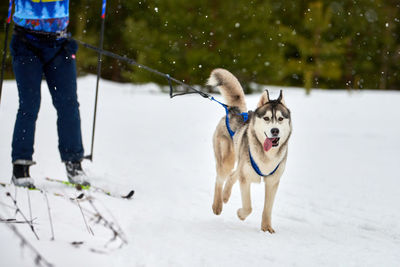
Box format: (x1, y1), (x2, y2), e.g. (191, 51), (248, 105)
(0, 0), (399, 92)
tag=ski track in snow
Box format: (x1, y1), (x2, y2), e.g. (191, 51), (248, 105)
(1, 76), (399, 267)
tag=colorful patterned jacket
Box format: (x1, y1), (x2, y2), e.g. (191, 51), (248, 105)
(13, 0), (69, 33)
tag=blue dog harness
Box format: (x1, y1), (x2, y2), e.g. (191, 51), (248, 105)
(211, 96), (280, 177)
(249, 149), (280, 177)
(210, 96), (248, 138)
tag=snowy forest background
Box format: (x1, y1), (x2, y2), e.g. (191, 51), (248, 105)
(1, 0), (399, 92)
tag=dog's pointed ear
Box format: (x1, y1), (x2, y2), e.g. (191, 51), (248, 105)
(257, 90), (270, 108)
(277, 90), (285, 105)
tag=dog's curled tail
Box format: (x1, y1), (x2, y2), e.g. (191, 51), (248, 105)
(207, 68), (247, 112)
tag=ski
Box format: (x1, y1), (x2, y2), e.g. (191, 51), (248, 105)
(0, 181), (40, 191)
(0, 181), (73, 200)
(1, 180), (134, 199)
(0, 218), (37, 224)
(45, 177), (134, 199)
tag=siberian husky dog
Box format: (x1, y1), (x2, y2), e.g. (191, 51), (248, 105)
(207, 68), (292, 233)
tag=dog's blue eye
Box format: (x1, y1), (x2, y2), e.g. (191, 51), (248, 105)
(264, 117), (270, 122)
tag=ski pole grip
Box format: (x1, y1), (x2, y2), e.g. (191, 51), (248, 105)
(7, 0), (13, 23)
(101, 0), (107, 19)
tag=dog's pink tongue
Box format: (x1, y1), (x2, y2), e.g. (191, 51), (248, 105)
(264, 138), (272, 152)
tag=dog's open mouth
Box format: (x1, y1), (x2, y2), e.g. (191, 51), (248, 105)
(270, 137), (280, 147)
(263, 133), (280, 151)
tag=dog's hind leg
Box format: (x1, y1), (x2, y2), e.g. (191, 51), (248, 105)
(212, 136), (235, 215)
(237, 176), (252, 220)
(212, 178), (224, 215)
(222, 170), (239, 203)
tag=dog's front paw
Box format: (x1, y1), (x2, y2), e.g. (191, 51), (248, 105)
(212, 201), (223, 215)
(237, 208), (251, 220)
(222, 188), (231, 203)
(261, 224), (275, 234)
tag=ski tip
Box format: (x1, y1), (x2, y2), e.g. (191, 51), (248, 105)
(123, 190), (135, 199)
(70, 193), (85, 200)
(71, 241), (84, 247)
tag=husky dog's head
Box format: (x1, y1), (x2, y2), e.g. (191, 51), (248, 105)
(253, 90), (291, 152)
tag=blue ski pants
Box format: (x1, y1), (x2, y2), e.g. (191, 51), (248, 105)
(10, 33), (84, 163)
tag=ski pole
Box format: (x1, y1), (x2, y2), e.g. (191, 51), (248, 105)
(0, 0), (13, 107)
(85, 0), (107, 161)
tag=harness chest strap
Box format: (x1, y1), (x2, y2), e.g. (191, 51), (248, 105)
(249, 149), (280, 177)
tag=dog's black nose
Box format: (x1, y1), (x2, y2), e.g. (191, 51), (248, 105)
(271, 128), (279, 136)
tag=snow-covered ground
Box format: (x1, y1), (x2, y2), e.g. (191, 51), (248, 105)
(0, 76), (399, 267)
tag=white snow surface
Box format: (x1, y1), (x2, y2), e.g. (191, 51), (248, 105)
(0, 75), (399, 267)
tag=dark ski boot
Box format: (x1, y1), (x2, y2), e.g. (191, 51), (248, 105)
(65, 161), (90, 186)
(12, 160), (36, 189)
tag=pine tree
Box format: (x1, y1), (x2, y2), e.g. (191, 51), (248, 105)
(279, 1), (346, 94)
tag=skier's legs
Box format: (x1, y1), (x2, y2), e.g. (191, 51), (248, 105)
(43, 39), (84, 162)
(10, 35), (43, 162)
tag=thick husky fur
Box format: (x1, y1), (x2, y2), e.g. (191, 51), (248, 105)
(207, 68), (292, 233)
